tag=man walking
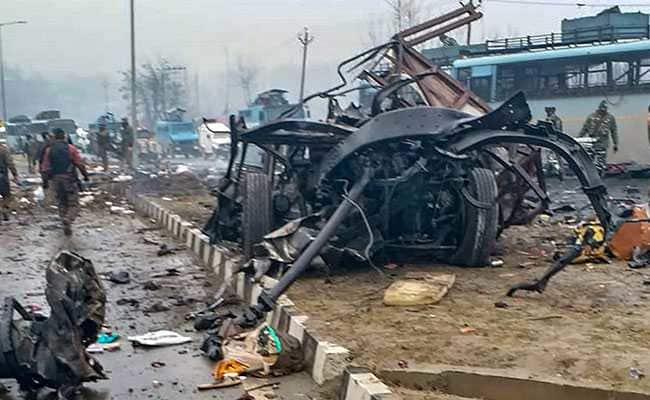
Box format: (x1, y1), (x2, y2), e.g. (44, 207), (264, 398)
(0, 138), (19, 223)
(41, 128), (89, 236)
(96, 125), (110, 171)
(579, 100), (618, 172)
(545, 107), (563, 132)
(120, 118), (134, 170)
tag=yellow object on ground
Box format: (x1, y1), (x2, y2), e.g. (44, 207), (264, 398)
(212, 359), (249, 380)
(572, 222), (608, 264)
(384, 272), (455, 306)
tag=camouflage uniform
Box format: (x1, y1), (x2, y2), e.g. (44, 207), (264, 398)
(579, 106), (618, 173)
(546, 114), (563, 132)
(0, 144), (18, 221)
(120, 123), (135, 170)
(42, 138), (89, 235)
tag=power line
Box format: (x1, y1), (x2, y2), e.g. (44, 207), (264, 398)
(486, 0), (650, 7)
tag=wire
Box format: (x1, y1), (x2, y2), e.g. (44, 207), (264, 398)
(341, 192), (388, 279)
(486, 0), (650, 6)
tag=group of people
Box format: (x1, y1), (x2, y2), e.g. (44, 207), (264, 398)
(0, 123), (120, 235)
(545, 100), (619, 171)
(96, 118), (135, 171)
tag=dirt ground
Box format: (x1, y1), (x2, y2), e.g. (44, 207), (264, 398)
(288, 177), (650, 394)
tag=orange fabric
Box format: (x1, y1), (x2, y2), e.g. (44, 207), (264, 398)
(212, 359), (249, 380)
(609, 207), (650, 260)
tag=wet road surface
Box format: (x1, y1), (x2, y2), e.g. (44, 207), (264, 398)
(0, 206), (316, 400)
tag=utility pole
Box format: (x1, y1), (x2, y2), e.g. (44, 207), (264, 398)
(0, 20), (27, 122)
(102, 79), (110, 112)
(297, 27), (314, 102)
(130, 0), (137, 127)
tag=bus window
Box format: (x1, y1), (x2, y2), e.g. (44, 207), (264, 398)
(258, 110), (265, 123)
(587, 63), (607, 87)
(496, 66), (516, 100)
(470, 77), (492, 101)
(457, 68), (471, 87)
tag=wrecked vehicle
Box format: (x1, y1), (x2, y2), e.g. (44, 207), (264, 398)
(0, 251), (106, 398)
(203, 3), (618, 324)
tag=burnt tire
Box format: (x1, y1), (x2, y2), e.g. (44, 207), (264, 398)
(242, 172), (272, 259)
(451, 168), (498, 267)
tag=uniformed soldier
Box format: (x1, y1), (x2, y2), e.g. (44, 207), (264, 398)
(579, 100), (618, 172)
(120, 118), (135, 170)
(41, 128), (89, 236)
(96, 125), (110, 171)
(545, 106), (563, 132)
(0, 138), (19, 223)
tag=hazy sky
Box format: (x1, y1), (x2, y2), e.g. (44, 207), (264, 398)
(3, 0), (650, 122)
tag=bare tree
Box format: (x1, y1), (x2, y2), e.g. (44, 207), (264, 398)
(119, 58), (188, 129)
(236, 56), (259, 106)
(383, 0), (425, 32)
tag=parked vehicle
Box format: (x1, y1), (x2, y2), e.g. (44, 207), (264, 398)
(154, 108), (200, 158)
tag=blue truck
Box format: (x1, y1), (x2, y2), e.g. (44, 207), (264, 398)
(154, 109), (200, 158)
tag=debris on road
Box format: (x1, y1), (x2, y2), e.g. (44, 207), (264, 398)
(0, 251), (107, 395)
(107, 270), (131, 284)
(142, 280), (162, 290)
(383, 273), (455, 306)
(629, 247), (650, 269)
(128, 330), (193, 347)
(197, 377), (242, 391)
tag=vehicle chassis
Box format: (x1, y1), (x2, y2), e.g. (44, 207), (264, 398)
(203, 6), (619, 326)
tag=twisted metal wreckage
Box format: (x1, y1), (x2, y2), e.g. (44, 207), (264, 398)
(0, 252), (107, 398)
(203, 3), (622, 327)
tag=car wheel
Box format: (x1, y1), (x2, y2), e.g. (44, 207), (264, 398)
(451, 168), (499, 267)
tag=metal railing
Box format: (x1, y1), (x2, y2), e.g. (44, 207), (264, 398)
(484, 25), (650, 53)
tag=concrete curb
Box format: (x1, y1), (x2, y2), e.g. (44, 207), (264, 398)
(129, 193), (384, 391)
(340, 367), (397, 400)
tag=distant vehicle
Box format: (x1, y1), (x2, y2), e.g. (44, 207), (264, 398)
(5, 115), (31, 152)
(199, 119), (230, 159)
(238, 89), (309, 128)
(154, 108), (200, 158)
(135, 128), (161, 163)
(48, 118), (78, 143)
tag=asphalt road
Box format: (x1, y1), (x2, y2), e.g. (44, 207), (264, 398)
(0, 199), (316, 399)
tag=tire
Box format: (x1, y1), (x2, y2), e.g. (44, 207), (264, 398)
(242, 172), (272, 259)
(451, 168), (499, 267)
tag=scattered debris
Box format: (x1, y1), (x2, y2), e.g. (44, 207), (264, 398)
(143, 280), (162, 291)
(144, 301), (171, 313)
(629, 247), (650, 269)
(384, 273), (455, 306)
(197, 377), (242, 391)
(128, 330), (193, 347)
(116, 298), (140, 307)
(107, 270), (131, 284)
(494, 300), (509, 309)
(0, 251), (107, 394)
(460, 327), (477, 334)
(491, 259), (505, 267)
(609, 206), (650, 260)
(629, 367), (645, 380)
(151, 361), (166, 368)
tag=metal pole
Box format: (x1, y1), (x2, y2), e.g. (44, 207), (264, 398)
(130, 0), (137, 127)
(0, 27), (6, 121)
(297, 27), (314, 102)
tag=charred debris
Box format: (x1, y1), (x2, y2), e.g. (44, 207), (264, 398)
(202, 3), (621, 327)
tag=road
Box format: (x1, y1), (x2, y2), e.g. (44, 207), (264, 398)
(0, 158), (317, 400)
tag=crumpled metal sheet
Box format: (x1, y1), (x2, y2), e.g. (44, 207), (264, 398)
(2, 251), (106, 391)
